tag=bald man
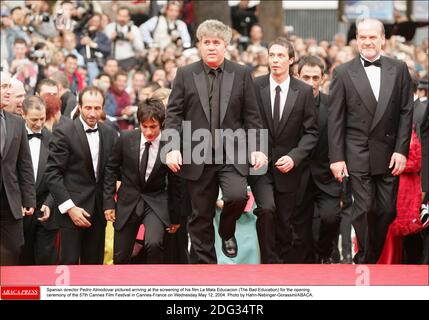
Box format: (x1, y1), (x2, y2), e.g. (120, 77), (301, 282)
(4, 78), (26, 116)
(0, 72), (36, 265)
(328, 19), (413, 264)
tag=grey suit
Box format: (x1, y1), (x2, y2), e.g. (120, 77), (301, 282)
(0, 111), (36, 265)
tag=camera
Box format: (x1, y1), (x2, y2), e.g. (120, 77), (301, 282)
(115, 23), (132, 42)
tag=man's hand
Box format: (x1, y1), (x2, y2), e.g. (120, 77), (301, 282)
(166, 150), (182, 173)
(122, 106), (134, 117)
(275, 155), (295, 173)
(330, 161), (349, 182)
(389, 152), (407, 176)
(38, 205), (50, 222)
(166, 224), (180, 234)
(127, 32), (134, 42)
(80, 36), (91, 46)
(21, 207), (35, 216)
(251, 151), (268, 170)
(68, 207), (92, 228)
(104, 209), (116, 223)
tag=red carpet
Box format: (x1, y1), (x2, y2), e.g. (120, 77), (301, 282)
(1, 264), (428, 286)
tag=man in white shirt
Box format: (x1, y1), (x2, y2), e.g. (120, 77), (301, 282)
(328, 18), (413, 264)
(45, 86), (117, 265)
(104, 99), (180, 264)
(249, 38), (318, 263)
(140, 1), (191, 50)
(20, 96), (58, 265)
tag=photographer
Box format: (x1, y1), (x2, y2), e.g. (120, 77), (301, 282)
(8, 38), (38, 93)
(24, 0), (58, 39)
(230, 0), (259, 51)
(77, 13), (111, 84)
(140, 1), (191, 51)
(3, 6), (31, 60)
(104, 7), (144, 71)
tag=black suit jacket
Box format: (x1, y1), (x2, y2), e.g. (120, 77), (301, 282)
(103, 130), (180, 231)
(45, 118), (117, 228)
(164, 59), (263, 181)
(418, 100), (429, 192)
(249, 75), (319, 193)
(298, 93), (342, 201)
(0, 111), (36, 218)
(328, 56), (413, 175)
(30, 128), (57, 230)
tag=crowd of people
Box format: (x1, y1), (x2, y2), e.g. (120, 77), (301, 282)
(0, 0), (428, 267)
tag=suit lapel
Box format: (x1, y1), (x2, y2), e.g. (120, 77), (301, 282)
(3, 112), (15, 157)
(193, 64), (210, 123)
(370, 57), (396, 132)
(35, 130), (49, 188)
(347, 57), (377, 116)
(276, 78), (298, 138)
(259, 76), (275, 136)
(132, 129), (143, 188)
(220, 61), (235, 125)
(74, 118), (96, 181)
(97, 124), (107, 181)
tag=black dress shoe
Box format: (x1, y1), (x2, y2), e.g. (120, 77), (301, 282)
(222, 236), (238, 258)
(341, 254), (353, 264)
(320, 257), (334, 264)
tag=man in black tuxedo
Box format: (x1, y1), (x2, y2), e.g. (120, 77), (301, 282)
(45, 86), (117, 265)
(20, 96), (58, 265)
(293, 55), (342, 264)
(328, 18), (413, 264)
(0, 72), (36, 266)
(164, 20), (267, 264)
(104, 99), (180, 264)
(249, 39), (319, 263)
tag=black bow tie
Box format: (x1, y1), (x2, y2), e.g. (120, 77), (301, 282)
(28, 133), (42, 140)
(85, 128), (98, 134)
(363, 58), (381, 68)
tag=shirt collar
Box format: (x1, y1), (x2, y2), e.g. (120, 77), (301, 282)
(79, 115), (98, 132)
(270, 74), (290, 94)
(141, 131), (161, 148)
(360, 54), (381, 65)
(202, 60), (225, 75)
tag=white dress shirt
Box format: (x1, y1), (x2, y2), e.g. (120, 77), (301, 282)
(140, 133), (161, 182)
(361, 54), (381, 102)
(58, 117), (100, 214)
(270, 75), (290, 118)
(26, 126), (41, 183)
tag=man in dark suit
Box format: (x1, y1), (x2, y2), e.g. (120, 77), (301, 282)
(293, 55), (342, 264)
(164, 20), (267, 264)
(250, 39), (319, 264)
(45, 86), (117, 265)
(328, 18), (413, 264)
(0, 72), (36, 266)
(20, 96), (58, 265)
(104, 99), (180, 264)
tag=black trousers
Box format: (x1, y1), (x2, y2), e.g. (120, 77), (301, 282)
(249, 173), (280, 263)
(0, 185), (24, 266)
(114, 202), (165, 264)
(59, 205), (106, 265)
(186, 164), (248, 264)
(349, 172), (398, 264)
(20, 214), (58, 265)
